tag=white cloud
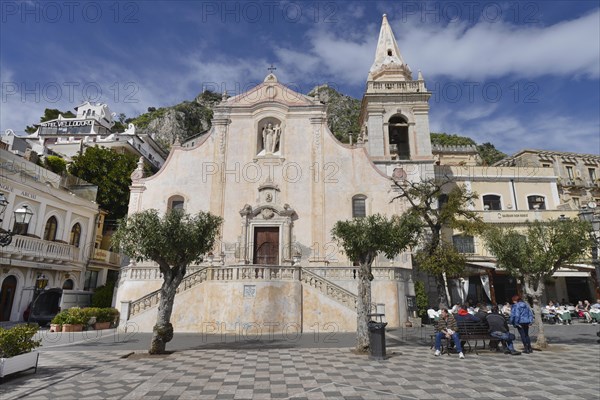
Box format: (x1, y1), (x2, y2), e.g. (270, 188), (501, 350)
(274, 9), (600, 83)
(437, 112), (600, 155)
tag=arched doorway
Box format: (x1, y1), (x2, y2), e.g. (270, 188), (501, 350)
(62, 279), (74, 290)
(0, 275), (18, 321)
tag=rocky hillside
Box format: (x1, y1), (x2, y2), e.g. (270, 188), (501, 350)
(129, 91), (221, 149)
(308, 85), (361, 143)
(128, 85), (361, 149)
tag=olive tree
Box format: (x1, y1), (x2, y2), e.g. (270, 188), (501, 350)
(331, 214), (420, 353)
(113, 209), (222, 354)
(483, 218), (591, 348)
(392, 175), (484, 307)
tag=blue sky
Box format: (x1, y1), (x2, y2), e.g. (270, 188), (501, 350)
(1, 0), (599, 155)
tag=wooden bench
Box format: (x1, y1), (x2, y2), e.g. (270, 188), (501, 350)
(430, 321), (496, 355)
(456, 321), (496, 354)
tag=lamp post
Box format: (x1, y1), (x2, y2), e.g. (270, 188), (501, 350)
(35, 274), (49, 295)
(0, 195), (34, 247)
(578, 202), (600, 297)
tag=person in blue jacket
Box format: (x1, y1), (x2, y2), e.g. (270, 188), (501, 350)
(509, 295), (534, 353)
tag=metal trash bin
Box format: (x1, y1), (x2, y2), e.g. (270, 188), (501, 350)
(367, 313), (387, 360)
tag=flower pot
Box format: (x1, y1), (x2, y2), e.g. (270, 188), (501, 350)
(49, 324), (62, 333)
(0, 352), (39, 378)
(93, 322), (111, 330)
(62, 324), (83, 332)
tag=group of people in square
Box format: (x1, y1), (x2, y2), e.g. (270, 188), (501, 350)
(543, 299), (600, 324)
(432, 295), (533, 359)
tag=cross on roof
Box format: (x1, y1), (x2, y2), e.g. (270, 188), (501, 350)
(267, 64), (277, 74)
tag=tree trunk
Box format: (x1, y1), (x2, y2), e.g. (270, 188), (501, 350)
(436, 273), (449, 309)
(356, 261), (372, 353)
(523, 279), (547, 349)
(150, 267), (185, 354)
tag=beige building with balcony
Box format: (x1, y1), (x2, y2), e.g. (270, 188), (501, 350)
(0, 148), (101, 322)
(432, 147), (596, 306)
(496, 149), (600, 211)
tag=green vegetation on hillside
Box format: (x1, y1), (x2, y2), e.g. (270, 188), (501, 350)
(431, 132), (506, 165)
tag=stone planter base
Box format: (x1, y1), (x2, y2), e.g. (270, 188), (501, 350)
(0, 352), (39, 379)
(93, 322), (111, 330)
(62, 324), (83, 332)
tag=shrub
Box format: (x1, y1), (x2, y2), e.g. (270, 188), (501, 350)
(0, 324), (41, 358)
(53, 308), (89, 325)
(414, 281), (429, 319)
(51, 311), (69, 325)
(91, 281), (115, 308)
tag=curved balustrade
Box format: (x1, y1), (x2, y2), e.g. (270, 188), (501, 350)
(7, 235), (80, 263)
(127, 265), (382, 318)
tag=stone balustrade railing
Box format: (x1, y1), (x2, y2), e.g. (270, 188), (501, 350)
(126, 265), (383, 318)
(6, 235), (80, 263)
(300, 268), (358, 311)
(304, 267), (411, 282)
(367, 80), (426, 93)
(92, 248), (121, 266)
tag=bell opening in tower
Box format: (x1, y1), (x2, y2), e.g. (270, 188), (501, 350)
(388, 115), (410, 160)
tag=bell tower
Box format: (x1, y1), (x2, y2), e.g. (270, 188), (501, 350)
(359, 14), (433, 173)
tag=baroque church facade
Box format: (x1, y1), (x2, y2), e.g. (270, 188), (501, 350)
(116, 15), (435, 333)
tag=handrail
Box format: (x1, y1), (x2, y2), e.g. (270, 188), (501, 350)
(127, 265), (378, 318)
(129, 267), (209, 317)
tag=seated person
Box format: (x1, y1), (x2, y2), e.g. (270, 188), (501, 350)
(456, 304), (481, 323)
(501, 302), (511, 316)
(577, 300), (592, 323)
(556, 306), (572, 325)
(433, 308), (465, 359)
(590, 299), (600, 324)
(475, 304), (489, 322)
(486, 305), (521, 355)
(544, 301), (559, 323)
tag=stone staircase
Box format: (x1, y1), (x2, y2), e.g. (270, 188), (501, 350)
(125, 265), (371, 320)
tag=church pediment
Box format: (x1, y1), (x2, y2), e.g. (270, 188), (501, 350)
(225, 74), (315, 107)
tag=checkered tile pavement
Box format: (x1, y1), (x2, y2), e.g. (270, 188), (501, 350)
(1, 340), (599, 400)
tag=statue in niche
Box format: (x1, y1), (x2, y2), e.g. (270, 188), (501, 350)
(272, 124), (281, 153)
(261, 122), (282, 154)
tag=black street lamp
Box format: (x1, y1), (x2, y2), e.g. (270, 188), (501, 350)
(0, 196), (34, 247)
(35, 274), (49, 294)
(578, 202), (600, 297)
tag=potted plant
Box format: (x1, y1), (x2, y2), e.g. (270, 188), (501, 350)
(93, 308), (112, 330)
(0, 324), (41, 379)
(50, 312), (67, 333)
(61, 308), (87, 332)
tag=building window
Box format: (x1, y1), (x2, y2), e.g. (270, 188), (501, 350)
(352, 195), (367, 218)
(566, 166), (574, 180)
(542, 163), (551, 168)
(62, 279), (74, 290)
(388, 115), (410, 160)
(453, 235), (475, 254)
(168, 195), (185, 211)
(482, 195), (502, 210)
(528, 195), (546, 210)
(84, 270), (99, 290)
(43, 216), (58, 241)
(573, 197), (580, 209)
(438, 194), (449, 210)
(589, 168), (597, 182)
(70, 223), (82, 247)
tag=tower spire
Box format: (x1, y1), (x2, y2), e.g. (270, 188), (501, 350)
(369, 14), (412, 81)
